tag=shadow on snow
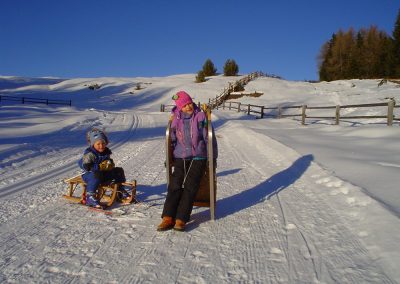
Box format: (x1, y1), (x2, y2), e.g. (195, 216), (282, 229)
(217, 154), (313, 221)
(188, 154), (314, 230)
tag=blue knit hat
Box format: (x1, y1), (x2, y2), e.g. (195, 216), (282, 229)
(87, 128), (109, 145)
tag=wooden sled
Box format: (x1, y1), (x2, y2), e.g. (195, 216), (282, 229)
(63, 174), (137, 208)
(166, 107), (217, 220)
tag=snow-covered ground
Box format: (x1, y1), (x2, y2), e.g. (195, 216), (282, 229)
(0, 74), (399, 283)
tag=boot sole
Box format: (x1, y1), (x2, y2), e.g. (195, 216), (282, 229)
(173, 227), (185, 232)
(87, 204), (103, 209)
(157, 225), (174, 231)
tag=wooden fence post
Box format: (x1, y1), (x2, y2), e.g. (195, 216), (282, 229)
(223, 102), (225, 110)
(387, 100), (394, 126)
(301, 105), (307, 125)
(335, 105), (340, 125)
(261, 106), (264, 119)
(247, 104), (250, 115)
(238, 103), (241, 112)
(229, 102), (232, 110)
(278, 107), (282, 118)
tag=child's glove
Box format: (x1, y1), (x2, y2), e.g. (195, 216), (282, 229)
(81, 152), (96, 171)
(99, 159), (115, 171)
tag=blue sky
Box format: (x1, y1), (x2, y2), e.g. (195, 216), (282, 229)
(0, 0), (399, 81)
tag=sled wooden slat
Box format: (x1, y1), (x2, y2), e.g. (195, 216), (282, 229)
(63, 175), (137, 207)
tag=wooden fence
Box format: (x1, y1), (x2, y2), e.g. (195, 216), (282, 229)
(0, 95), (72, 106)
(221, 99), (399, 126)
(159, 73), (398, 126)
(160, 71), (265, 113)
(207, 71), (265, 109)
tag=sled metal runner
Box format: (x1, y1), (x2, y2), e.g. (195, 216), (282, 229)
(166, 107), (217, 220)
(63, 175), (137, 208)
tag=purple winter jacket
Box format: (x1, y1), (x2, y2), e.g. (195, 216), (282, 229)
(170, 105), (218, 160)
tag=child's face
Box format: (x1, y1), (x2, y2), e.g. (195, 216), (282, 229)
(93, 140), (106, 152)
(181, 103), (194, 114)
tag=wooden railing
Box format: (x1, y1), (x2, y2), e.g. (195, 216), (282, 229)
(208, 71), (265, 109)
(0, 95), (72, 106)
(221, 99), (399, 126)
(160, 71), (265, 113)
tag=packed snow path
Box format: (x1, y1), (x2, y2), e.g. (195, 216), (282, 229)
(0, 110), (398, 283)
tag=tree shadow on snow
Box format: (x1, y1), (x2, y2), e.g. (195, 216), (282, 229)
(215, 154), (314, 220)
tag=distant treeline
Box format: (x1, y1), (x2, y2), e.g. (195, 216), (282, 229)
(318, 9), (400, 81)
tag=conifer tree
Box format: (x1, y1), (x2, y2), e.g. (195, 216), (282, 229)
(318, 33), (336, 81)
(202, 59), (217, 76)
(392, 9), (400, 77)
(318, 26), (392, 80)
(223, 59), (239, 76)
(195, 70), (206, 83)
(318, 41), (332, 81)
(378, 34), (394, 78)
(364, 26), (385, 78)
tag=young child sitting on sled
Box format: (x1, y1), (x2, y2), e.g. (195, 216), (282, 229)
(78, 128), (127, 208)
(158, 91), (218, 232)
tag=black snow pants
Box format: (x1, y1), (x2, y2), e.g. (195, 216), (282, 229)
(162, 158), (207, 223)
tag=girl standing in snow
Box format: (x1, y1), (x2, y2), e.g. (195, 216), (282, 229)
(79, 128), (127, 208)
(158, 91), (218, 232)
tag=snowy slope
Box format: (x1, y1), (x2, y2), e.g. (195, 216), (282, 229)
(0, 74), (399, 283)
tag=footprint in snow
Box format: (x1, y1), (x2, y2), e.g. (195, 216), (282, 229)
(326, 180), (343, 188)
(315, 177), (331, 184)
(330, 186), (349, 196)
(358, 231), (368, 237)
(191, 250), (208, 261)
(270, 247), (283, 255)
(285, 223), (297, 230)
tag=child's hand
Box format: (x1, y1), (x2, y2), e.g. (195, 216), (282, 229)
(82, 152), (96, 171)
(99, 160), (115, 171)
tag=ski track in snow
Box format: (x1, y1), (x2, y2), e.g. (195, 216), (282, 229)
(0, 110), (396, 283)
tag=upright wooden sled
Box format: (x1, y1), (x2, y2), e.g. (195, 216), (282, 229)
(63, 175), (137, 208)
(166, 107), (217, 220)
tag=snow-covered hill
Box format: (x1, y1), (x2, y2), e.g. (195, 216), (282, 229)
(0, 74), (399, 283)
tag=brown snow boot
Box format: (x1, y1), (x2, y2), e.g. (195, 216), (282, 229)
(173, 219), (186, 232)
(157, 216), (175, 231)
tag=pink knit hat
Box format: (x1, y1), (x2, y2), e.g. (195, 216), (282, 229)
(173, 91), (193, 110)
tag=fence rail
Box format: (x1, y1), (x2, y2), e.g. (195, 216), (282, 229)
(208, 71), (265, 109)
(0, 95), (71, 106)
(159, 74), (398, 126)
(220, 99), (398, 126)
(160, 71), (265, 113)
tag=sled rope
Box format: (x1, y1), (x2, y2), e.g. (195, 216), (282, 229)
(183, 159), (193, 187)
